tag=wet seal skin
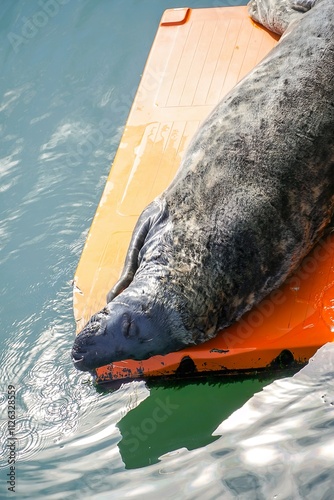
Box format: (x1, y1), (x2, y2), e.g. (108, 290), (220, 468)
(72, 0), (334, 371)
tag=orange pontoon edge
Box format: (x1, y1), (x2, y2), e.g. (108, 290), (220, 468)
(73, 6), (334, 384)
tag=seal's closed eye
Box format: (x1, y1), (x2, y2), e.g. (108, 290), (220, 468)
(120, 313), (138, 339)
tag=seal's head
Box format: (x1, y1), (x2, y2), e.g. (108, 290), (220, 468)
(71, 280), (189, 372)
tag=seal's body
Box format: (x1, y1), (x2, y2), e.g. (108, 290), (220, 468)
(72, 0), (334, 371)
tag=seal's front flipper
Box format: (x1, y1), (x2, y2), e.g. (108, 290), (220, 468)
(106, 199), (162, 303)
(248, 0), (317, 35)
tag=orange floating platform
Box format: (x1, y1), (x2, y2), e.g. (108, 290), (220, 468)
(73, 6), (334, 384)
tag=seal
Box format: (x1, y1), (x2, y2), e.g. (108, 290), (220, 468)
(72, 0), (334, 372)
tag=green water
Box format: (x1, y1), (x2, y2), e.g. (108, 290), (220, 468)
(117, 377), (278, 469)
(1, 0), (307, 498)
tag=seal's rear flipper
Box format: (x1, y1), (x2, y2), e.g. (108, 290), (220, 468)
(248, 0), (317, 35)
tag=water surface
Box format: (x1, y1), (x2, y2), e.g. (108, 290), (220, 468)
(1, 1), (334, 498)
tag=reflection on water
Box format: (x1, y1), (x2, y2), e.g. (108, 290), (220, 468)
(1, 0), (334, 498)
(117, 377), (278, 469)
(107, 344), (334, 499)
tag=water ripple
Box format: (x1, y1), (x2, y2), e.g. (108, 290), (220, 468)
(0, 415), (44, 468)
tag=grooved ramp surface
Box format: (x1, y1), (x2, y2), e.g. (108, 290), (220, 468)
(73, 6), (334, 383)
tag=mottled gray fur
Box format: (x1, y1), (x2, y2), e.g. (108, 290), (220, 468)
(162, 0), (334, 337)
(72, 0), (334, 370)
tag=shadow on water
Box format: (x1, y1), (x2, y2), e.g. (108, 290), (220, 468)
(110, 370), (298, 469)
